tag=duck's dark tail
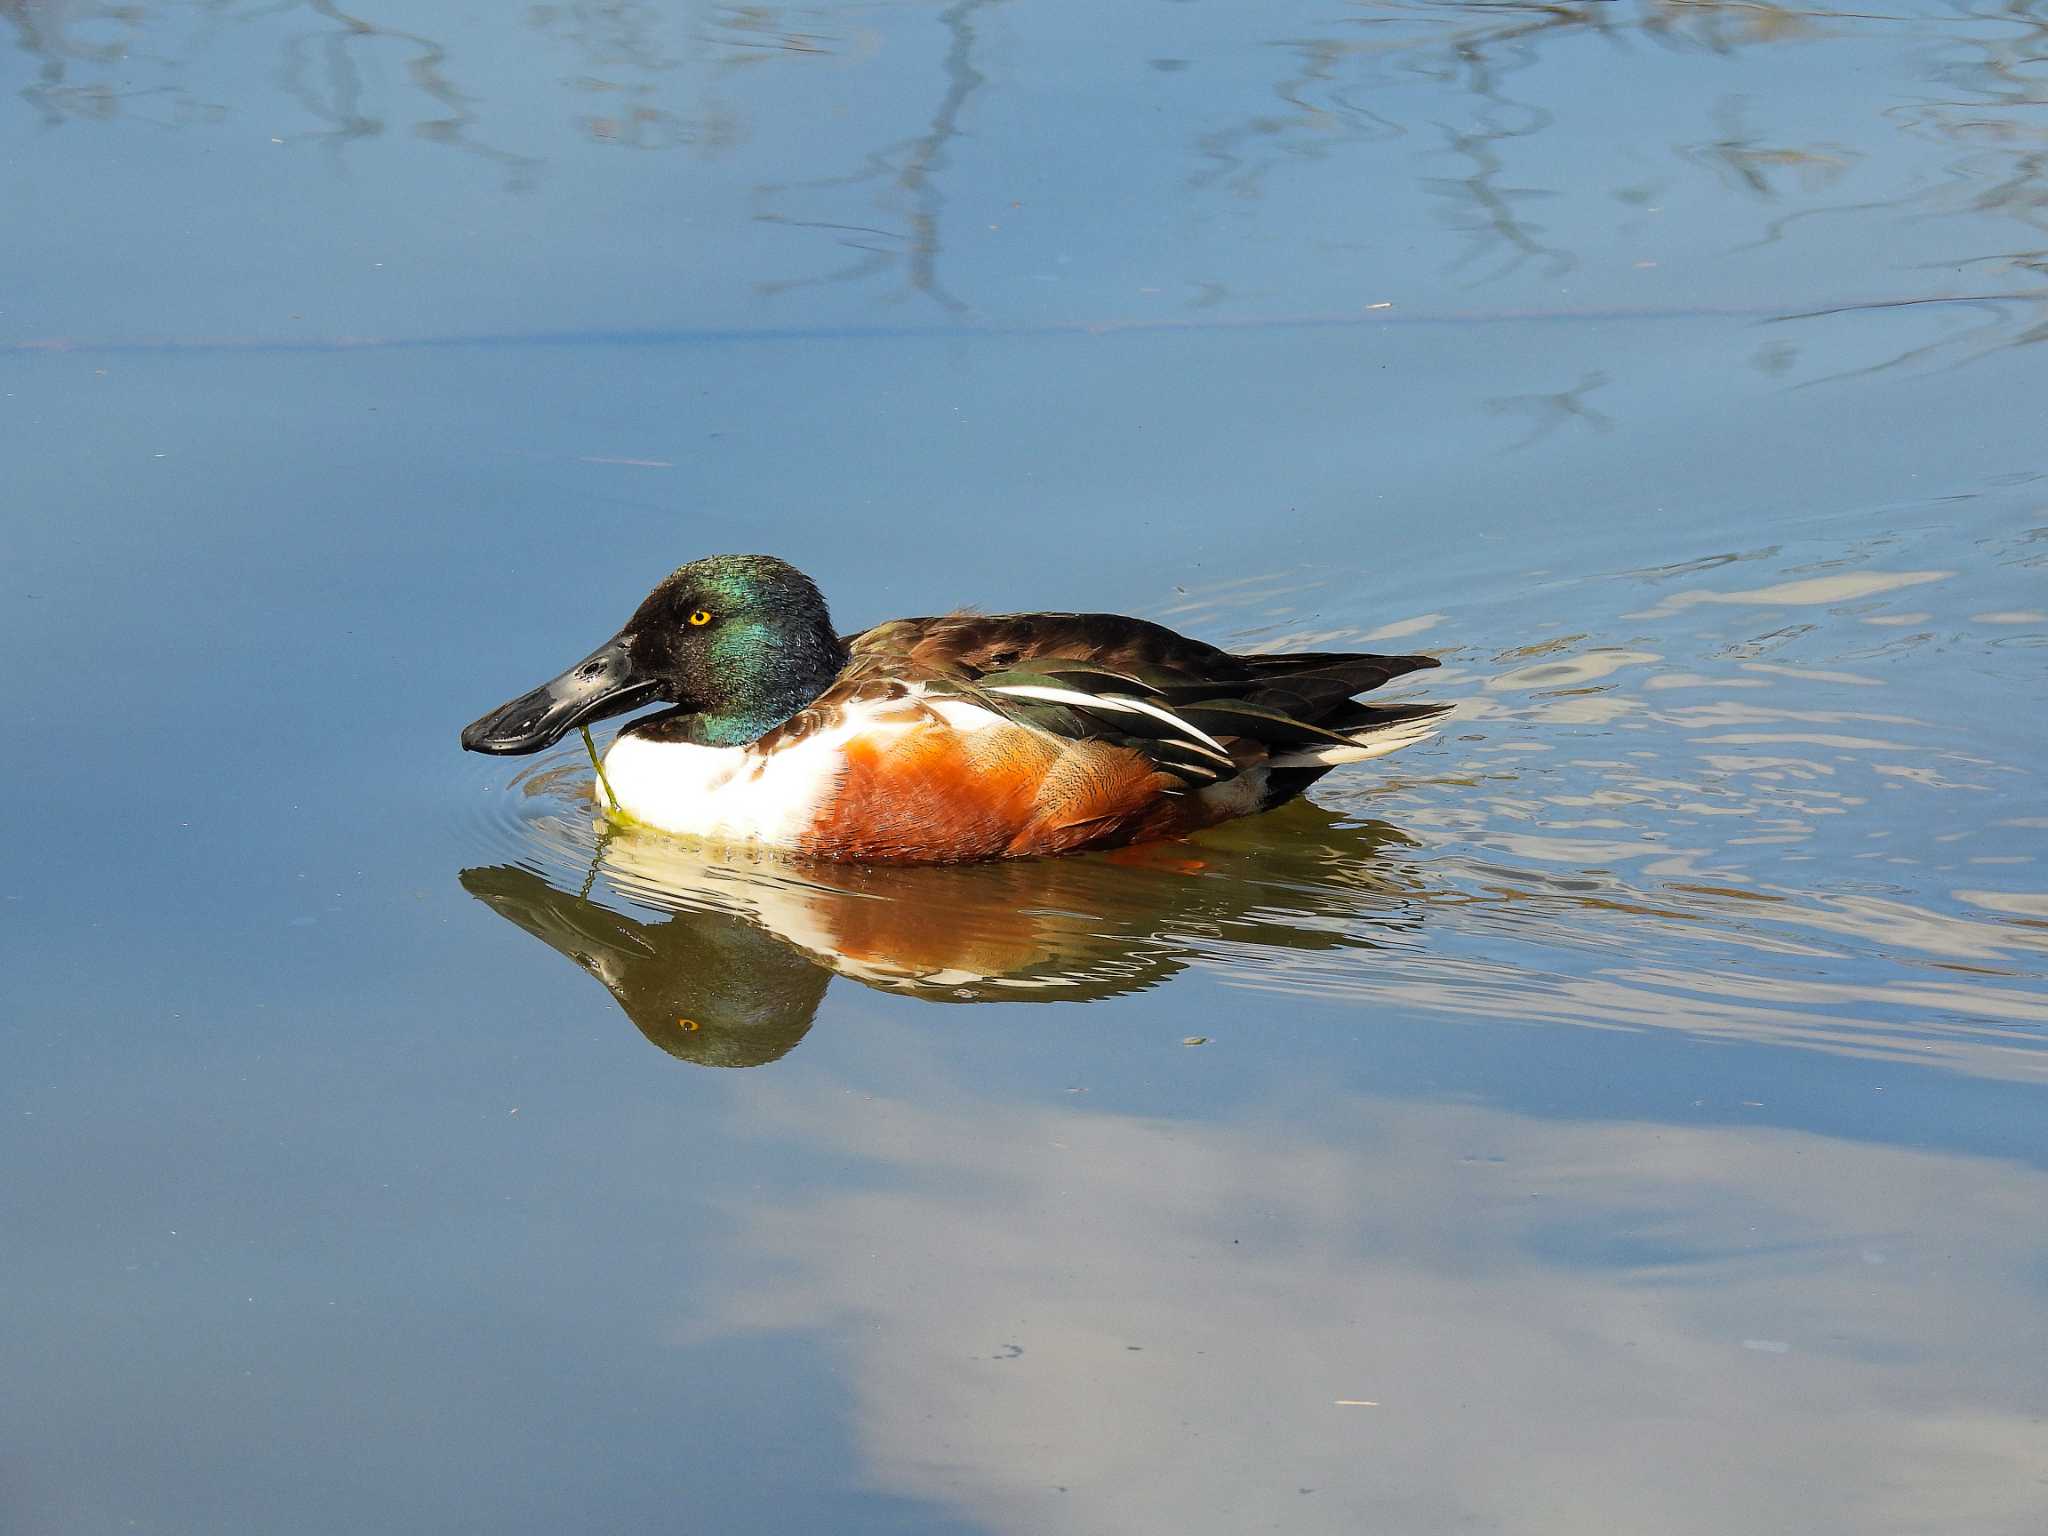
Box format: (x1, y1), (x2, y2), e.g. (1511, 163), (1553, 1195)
(1214, 651), (1450, 808)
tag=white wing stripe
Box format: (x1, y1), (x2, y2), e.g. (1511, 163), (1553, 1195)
(1265, 718), (1440, 768)
(986, 684), (1233, 758)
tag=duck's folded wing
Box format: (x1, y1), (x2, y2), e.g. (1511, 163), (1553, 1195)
(848, 613), (1446, 787)
(848, 611), (1239, 678)
(917, 652), (1395, 784)
(934, 658), (1245, 788)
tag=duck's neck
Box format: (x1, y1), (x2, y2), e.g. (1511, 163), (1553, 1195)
(670, 628), (849, 748)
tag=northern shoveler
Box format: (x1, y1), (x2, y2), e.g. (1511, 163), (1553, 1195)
(460, 554), (1448, 862)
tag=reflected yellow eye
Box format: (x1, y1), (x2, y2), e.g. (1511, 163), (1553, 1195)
(688, 609), (714, 627)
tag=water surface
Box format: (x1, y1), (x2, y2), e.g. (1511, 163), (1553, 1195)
(4, 3), (2046, 1532)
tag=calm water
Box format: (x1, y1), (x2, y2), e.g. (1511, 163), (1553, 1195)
(6, 2), (2047, 1531)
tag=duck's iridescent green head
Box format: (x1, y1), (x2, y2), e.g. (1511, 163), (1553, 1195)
(460, 555), (847, 755)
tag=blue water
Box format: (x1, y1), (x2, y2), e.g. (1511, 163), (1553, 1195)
(5, 3), (2046, 1532)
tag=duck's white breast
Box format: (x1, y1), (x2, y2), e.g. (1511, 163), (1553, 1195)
(598, 732), (823, 845)
(600, 698), (963, 845)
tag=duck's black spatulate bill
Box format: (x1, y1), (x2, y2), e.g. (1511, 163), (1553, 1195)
(460, 633), (662, 755)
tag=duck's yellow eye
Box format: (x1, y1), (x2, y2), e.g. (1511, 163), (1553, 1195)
(688, 609), (714, 627)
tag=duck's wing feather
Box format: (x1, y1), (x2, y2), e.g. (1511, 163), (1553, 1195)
(832, 612), (1445, 788)
(849, 612), (1238, 679)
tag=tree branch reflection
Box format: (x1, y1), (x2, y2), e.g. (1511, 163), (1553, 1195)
(753, 0), (999, 313)
(9, 0), (2048, 371)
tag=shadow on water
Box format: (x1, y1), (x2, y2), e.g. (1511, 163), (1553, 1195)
(459, 802), (1425, 1068)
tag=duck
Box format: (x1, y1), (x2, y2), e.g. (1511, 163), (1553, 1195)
(460, 554), (1448, 863)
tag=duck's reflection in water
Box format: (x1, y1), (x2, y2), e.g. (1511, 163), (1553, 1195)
(460, 802), (1424, 1067)
(460, 863), (832, 1067)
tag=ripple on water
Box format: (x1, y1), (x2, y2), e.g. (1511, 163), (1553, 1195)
(451, 510), (2048, 1081)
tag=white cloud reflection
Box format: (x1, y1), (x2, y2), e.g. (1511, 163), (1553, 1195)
(1627, 571), (1953, 622)
(686, 1077), (2048, 1535)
